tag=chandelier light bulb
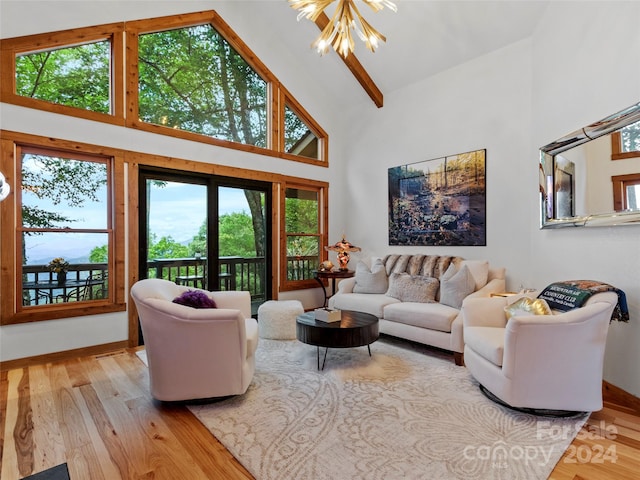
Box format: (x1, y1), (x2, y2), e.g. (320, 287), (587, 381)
(290, 0), (397, 57)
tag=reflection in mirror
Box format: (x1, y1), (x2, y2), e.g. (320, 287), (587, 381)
(540, 102), (640, 228)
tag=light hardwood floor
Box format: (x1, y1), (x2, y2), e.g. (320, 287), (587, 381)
(1, 348), (639, 480)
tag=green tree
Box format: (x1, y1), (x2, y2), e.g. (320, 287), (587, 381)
(187, 221), (208, 258)
(89, 245), (108, 263)
(138, 24), (266, 146)
(147, 233), (189, 259)
(218, 211), (257, 257)
(16, 41), (110, 113)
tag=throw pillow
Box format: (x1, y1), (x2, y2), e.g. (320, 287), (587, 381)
(172, 290), (217, 309)
(386, 273), (439, 303)
(460, 260), (490, 291)
(504, 297), (552, 320)
(439, 264), (476, 309)
(353, 259), (388, 294)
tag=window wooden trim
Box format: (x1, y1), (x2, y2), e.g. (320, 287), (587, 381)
(0, 131), (126, 325)
(278, 85), (329, 163)
(279, 181), (328, 292)
(612, 173), (640, 211)
(124, 11), (327, 166)
(0, 23), (125, 125)
(611, 131), (640, 161)
(0, 11), (328, 167)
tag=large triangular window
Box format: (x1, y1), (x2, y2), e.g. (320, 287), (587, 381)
(1, 11), (327, 165)
(137, 23), (267, 148)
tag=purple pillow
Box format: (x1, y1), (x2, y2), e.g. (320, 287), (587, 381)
(172, 290), (217, 309)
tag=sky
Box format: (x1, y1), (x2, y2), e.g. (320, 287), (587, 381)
(24, 181), (249, 264)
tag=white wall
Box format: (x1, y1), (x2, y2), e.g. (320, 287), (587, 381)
(343, 1), (640, 396)
(343, 38), (535, 290)
(530, 1), (640, 397)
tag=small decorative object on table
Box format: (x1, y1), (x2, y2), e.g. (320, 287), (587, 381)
(48, 257), (70, 285)
(314, 308), (342, 323)
(318, 260), (334, 272)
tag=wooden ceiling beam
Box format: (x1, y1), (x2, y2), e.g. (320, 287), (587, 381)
(314, 12), (384, 108)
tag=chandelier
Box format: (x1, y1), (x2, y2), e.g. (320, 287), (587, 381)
(289, 0), (397, 57)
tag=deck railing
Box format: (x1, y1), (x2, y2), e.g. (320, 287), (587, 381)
(22, 254), (319, 306)
(22, 263), (109, 306)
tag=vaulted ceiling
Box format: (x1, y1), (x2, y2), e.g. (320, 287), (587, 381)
(0, 1), (550, 110)
(251, 0), (549, 108)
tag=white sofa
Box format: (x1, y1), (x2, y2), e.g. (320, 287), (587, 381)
(328, 254), (506, 365)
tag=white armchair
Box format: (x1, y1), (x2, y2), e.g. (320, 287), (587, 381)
(462, 291), (617, 413)
(130, 278), (259, 401)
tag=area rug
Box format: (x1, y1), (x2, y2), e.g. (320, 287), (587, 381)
(138, 339), (587, 480)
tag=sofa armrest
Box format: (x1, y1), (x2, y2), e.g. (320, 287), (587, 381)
(466, 277), (506, 299)
(462, 296), (510, 328)
(336, 277), (357, 294)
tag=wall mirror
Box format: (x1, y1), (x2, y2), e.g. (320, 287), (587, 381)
(539, 101), (640, 228)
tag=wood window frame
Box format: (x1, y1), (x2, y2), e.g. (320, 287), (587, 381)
(124, 11), (328, 166)
(279, 181), (329, 292)
(0, 131), (126, 325)
(278, 86), (329, 163)
(0, 23), (125, 125)
(612, 173), (640, 211)
(0, 11), (328, 167)
(611, 131), (640, 161)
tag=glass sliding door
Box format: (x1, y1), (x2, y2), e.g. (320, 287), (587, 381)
(217, 183), (270, 313)
(140, 173), (208, 288)
(139, 169), (271, 324)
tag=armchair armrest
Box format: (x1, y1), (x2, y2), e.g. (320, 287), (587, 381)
(462, 296), (510, 328)
(210, 290), (252, 318)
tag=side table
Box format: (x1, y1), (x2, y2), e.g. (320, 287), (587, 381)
(313, 269), (355, 307)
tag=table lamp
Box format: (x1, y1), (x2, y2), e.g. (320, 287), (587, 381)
(325, 235), (361, 270)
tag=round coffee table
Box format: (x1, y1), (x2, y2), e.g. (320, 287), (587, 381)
(296, 310), (379, 370)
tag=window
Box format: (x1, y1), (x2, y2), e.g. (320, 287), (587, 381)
(611, 120), (640, 160)
(612, 173), (640, 211)
(137, 24), (267, 146)
(285, 104), (320, 160)
(127, 11), (327, 163)
(16, 40), (111, 113)
(0, 134), (125, 325)
(0, 23), (124, 123)
(1, 12), (328, 164)
(279, 89), (327, 163)
(281, 184), (327, 290)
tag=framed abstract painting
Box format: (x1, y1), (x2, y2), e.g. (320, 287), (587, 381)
(388, 149), (486, 246)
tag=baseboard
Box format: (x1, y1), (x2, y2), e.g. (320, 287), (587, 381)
(603, 380), (640, 413)
(0, 340), (129, 371)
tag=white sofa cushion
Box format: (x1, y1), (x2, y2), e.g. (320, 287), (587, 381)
(383, 302), (459, 333)
(353, 259), (388, 294)
(464, 326), (505, 367)
(331, 293), (400, 318)
(440, 263), (476, 309)
(386, 273), (439, 303)
(461, 260), (489, 291)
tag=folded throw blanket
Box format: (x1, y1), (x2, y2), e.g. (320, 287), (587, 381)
(538, 280), (629, 322)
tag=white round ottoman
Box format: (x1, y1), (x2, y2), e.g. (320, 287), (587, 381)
(258, 300), (304, 340)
